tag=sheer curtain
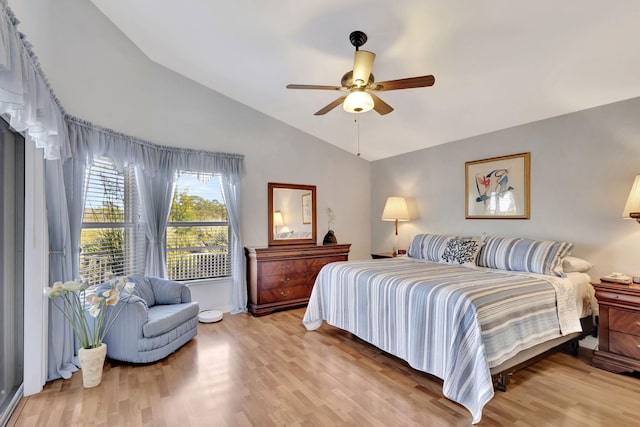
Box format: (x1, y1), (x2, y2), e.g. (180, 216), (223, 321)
(0, 5), (68, 160)
(135, 153), (178, 278)
(222, 175), (246, 313)
(1, 2), (246, 382)
(43, 159), (79, 379)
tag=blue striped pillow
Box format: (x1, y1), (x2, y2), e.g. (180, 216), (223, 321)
(477, 236), (573, 277)
(408, 234), (453, 262)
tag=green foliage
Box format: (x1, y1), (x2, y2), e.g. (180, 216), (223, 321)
(168, 189), (229, 254)
(169, 189), (228, 222)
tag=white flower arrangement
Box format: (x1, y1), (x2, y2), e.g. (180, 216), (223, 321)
(326, 207), (336, 231)
(44, 276), (135, 349)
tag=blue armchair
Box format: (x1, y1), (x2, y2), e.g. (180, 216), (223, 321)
(101, 275), (199, 363)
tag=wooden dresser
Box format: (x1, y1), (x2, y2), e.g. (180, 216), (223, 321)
(592, 281), (640, 373)
(245, 244), (351, 316)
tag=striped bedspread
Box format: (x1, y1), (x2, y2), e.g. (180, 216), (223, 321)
(303, 257), (582, 424)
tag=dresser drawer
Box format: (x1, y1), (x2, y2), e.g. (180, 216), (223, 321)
(308, 256), (347, 275)
(596, 289), (640, 306)
(610, 309), (640, 336)
(260, 272), (308, 289)
(259, 284), (310, 304)
(609, 331), (640, 359)
(260, 260), (308, 276)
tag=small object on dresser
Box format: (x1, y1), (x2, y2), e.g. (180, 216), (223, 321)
(634, 276), (640, 284)
(323, 230), (337, 245)
(600, 273), (632, 285)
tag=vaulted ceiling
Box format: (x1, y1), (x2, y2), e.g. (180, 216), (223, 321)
(90, 1), (640, 160)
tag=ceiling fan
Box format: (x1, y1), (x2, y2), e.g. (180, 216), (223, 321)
(286, 31), (435, 116)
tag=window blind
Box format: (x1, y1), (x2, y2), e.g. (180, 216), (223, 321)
(80, 158), (145, 285)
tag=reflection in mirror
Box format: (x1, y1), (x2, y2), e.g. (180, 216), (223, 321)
(268, 183), (316, 246)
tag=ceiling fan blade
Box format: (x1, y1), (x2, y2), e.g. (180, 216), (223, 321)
(314, 96), (347, 115)
(370, 93), (394, 115)
(372, 75), (435, 91)
(286, 84), (343, 90)
(352, 50), (376, 87)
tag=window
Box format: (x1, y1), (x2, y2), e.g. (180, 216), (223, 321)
(166, 172), (230, 280)
(80, 163), (229, 284)
(80, 158), (145, 285)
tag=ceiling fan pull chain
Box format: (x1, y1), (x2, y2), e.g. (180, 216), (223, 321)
(356, 117), (361, 157)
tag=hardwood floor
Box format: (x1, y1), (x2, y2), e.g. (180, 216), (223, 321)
(9, 308), (640, 426)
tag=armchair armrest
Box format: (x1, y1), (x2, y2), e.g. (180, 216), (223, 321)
(101, 294), (149, 360)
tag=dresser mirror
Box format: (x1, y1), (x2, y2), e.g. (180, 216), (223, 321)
(268, 182), (317, 246)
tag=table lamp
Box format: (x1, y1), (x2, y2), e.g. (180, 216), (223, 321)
(381, 196), (410, 256)
(622, 174), (640, 224)
(273, 210), (285, 234)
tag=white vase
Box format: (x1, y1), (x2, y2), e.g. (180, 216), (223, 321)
(78, 343), (107, 388)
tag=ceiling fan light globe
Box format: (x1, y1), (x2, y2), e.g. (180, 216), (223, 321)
(343, 90), (374, 114)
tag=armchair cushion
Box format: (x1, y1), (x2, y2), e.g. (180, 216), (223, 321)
(143, 302), (199, 338)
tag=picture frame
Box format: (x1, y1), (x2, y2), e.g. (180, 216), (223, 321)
(301, 192), (312, 224)
(465, 152), (530, 219)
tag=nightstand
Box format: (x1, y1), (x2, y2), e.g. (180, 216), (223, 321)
(592, 281), (640, 373)
(371, 252), (395, 259)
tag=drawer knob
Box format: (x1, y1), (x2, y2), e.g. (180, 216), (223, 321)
(280, 290), (290, 297)
(280, 277), (290, 283)
(637, 322), (640, 327)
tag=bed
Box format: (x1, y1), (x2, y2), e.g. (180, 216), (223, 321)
(303, 234), (595, 424)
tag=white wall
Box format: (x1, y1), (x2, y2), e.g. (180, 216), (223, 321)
(371, 97), (640, 281)
(11, 0), (371, 313)
(23, 143), (48, 395)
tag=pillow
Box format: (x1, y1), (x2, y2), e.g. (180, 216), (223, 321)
(562, 256), (593, 273)
(408, 234), (453, 262)
(477, 236), (573, 277)
(440, 237), (483, 267)
(127, 275), (156, 306)
(151, 278), (185, 305)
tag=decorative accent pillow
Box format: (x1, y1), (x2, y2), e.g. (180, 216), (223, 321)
(408, 234), (453, 262)
(562, 256), (593, 273)
(126, 275), (156, 306)
(440, 237), (483, 267)
(477, 235), (573, 277)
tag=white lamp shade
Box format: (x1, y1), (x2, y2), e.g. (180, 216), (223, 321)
(352, 50), (376, 86)
(381, 197), (410, 221)
(622, 174), (640, 218)
(343, 90), (374, 113)
(273, 210), (284, 226)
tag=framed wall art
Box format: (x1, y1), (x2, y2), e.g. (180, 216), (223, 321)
(465, 152), (530, 219)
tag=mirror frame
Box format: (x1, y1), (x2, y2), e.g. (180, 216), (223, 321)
(268, 182), (317, 247)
